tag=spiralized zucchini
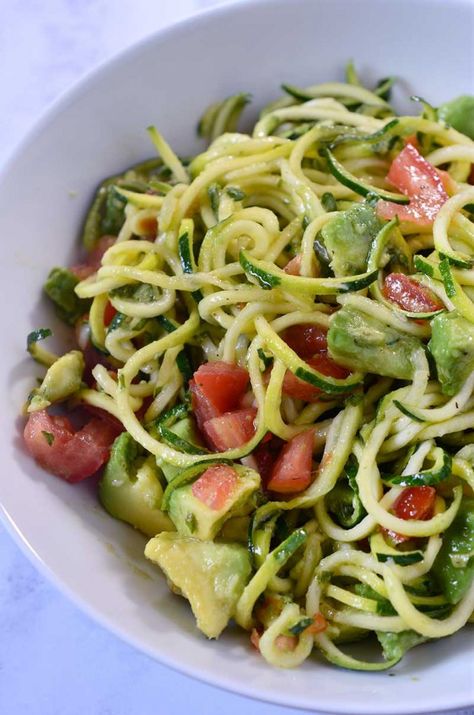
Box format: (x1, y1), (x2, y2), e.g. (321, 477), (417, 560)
(27, 65), (474, 672)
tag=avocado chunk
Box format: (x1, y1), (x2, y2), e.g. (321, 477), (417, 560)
(376, 630), (428, 661)
(428, 311), (474, 396)
(145, 532), (251, 638)
(438, 95), (474, 140)
(168, 464), (260, 541)
(44, 267), (91, 325)
(158, 417), (204, 483)
(432, 498), (474, 604)
(99, 432), (173, 537)
(28, 350), (84, 412)
(320, 204), (383, 277)
(327, 305), (423, 379)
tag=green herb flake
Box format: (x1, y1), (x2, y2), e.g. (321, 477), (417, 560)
(208, 183), (220, 215)
(41, 431), (55, 447)
(226, 186), (246, 201)
(185, 512), (197, 534)
(321, 192), (337, 212)
(289, 617), (313, 636)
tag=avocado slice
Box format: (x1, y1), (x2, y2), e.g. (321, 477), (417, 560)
(432, 498), (474, 604)
(168, 465), (260, 541)
(438, 95), (474, 140)
(327, 305), (423, 379)
(428, 311), (474, 396)
(44, 267), (91, 325)
(376, 630), (428, 661)
(99, 432), (173, 537)
(27, 350), (84, 412)
(320, 204), (383, 277)
(145, 532), (251, 638)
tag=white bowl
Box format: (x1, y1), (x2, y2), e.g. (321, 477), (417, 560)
(1, 0), (473, 712)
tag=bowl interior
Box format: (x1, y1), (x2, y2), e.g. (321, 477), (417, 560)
(1, 0), (473, 712)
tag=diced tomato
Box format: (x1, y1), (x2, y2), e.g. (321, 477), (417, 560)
(275, 635), (298, 651)
(383, 273), (444, 313)
(203, 407), (256, 451)
(191, 465), (238, 510)
(377, 144), (448, 226)
(253, 436), (284, 484)
(284, 255), (302, 275)
(24, 409), (121, 483)
(103, 301), (117, 326)
(283, 324), (328, 359)
(253, 444), (275, 482)
(282, 354), (350, 402)
(190, 362), (249, 432)
(305, 613), (328, 635)
(384, 486), (436, 544)
(250, 628), (261, 651)
(267, 429), (315, 494)
(189, 380), (219, 431)
(82, 404), (124, 434)
(282, 371), (321, 402)
(394, 486), (436, 520)
(70, 235), (116, 280)
(135, 215), (158, 239)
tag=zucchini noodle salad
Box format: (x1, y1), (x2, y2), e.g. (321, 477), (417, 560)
(23, 64), (474, 671)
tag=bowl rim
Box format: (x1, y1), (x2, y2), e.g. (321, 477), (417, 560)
(1, 0), (474, 712)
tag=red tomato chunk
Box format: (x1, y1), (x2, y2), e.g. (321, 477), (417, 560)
(103, 301), (117, 326)
(383, 273), (443, 313)
(284, 255), (302, 276)
(191, 465), (238, 510)
(24, 409), (121, 483)
(283, 324), (328, 359)
(282, 354), (350, 402)
(253, 436), (284, 485)
(377, 144), (448, 226)
(203, 407), (257, 452)
(189, 361), (249, 431)
(70, 235), (116, 280)
(267, 429), (315, 494)
(385, 486), (436, 544)
(394, 486), (436, 521)
(305, 613), (328, 634)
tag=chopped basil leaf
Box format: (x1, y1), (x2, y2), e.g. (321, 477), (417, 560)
(41, 431), (55, 446)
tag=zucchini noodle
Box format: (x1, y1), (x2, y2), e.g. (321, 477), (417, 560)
(24, 65), (474, 673)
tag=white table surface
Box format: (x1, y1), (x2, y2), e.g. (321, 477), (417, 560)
(0, 2), (472, 714)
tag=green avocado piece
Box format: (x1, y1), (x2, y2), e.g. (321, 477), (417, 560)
(99, 432), (173, 537)
(320, 204), (383, 277)
(44, 267), (91, 325)
(376, 630), (428, 661)
(432, 498), (474, 604)
(327, 305), (423, 379)
(145, 532), (251, 638)
(438, 95), (474, 140)
(28, 350), (84, 412)
(428, 311), (474, 396)
(158, 417), (204, 483)
(168, 465), (260, 541)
